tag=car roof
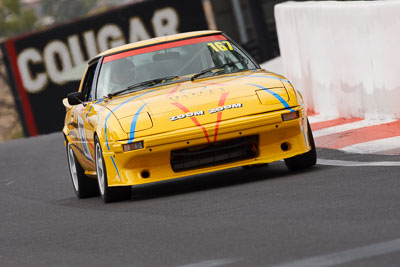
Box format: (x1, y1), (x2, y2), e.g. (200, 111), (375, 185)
(98, 30), (223, 58)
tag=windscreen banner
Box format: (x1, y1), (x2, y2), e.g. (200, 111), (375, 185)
(1, 0), (208, 136)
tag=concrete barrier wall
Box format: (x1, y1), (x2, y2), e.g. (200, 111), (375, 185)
(275, 1), (400, 119)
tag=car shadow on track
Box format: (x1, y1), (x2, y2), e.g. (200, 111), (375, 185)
(127, 162), (325, 201)
(54, 162), (328, 208)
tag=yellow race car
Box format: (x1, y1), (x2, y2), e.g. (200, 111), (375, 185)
(63, 30), (316, 203)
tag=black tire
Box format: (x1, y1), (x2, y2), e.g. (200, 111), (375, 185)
(66, 140), (99, 198)
(94, 136), (132, 203)
(284, 120), (317, 171)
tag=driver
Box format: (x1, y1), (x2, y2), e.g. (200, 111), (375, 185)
(109, 58), (136, 93)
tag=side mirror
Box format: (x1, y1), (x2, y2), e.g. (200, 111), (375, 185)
(67, 92), (85, 105)
(62, 98), (72, 110)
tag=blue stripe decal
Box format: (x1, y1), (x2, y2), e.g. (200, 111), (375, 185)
(249, 75), (292, 85)
(128, 103), (148, 144)
(105, 112), (112, 150)
(89, 98), (106, 113)
(110, 156), (120, 178)
(248, 83), (295, 112)
(105, 89), (157, 150)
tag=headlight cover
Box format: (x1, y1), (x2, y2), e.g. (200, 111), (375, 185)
(118, 112), (153, 134)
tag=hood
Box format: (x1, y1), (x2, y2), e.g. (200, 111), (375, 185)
(101, 70), (296, 137)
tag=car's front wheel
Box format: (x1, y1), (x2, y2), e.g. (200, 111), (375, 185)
(95, 136), (132, 203)
(284, 120), (317, 171)
(66, 140), (99, 198)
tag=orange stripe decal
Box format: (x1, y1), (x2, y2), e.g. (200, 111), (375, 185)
(81, 157), (95, 169)
(167, 83), (182, 97)
(172, 102), (211, 143)
(195, 81), (226, 87)
(74, 146), (95, 168)
(213, 92), (229, 142)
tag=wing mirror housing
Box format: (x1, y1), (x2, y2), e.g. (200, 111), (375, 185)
(62, 98), (72, 110)
(67, 92), (85, 106)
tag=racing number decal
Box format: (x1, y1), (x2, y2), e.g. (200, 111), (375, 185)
(78, 116), (94, 161)
(207, 41), (233, 52)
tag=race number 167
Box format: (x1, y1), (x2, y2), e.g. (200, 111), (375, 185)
(207, 41), (233, 52)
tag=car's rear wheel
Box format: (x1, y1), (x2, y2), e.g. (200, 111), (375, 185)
(66, 140), (99, 198)
(284, 120), (317, 171)
(95, 136), (132, 203)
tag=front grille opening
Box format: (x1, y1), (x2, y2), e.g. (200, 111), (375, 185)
(171, 135), (258, 172)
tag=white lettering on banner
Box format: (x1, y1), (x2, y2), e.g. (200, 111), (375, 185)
(67, 35), (85, 66)
(43, 40), (73, 85)
(152, 7), (179, 36)
(68, 34), (85, 65)
(129, 17), (151, 42)
(17, 48), (47, 93)
(16, 7), (181, 93)
(83, 30), (99, 59)
(97, 24), (126, 52)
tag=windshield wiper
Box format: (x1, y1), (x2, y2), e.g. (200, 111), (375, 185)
(190, 62), (237, 81)
(108, 76), (179, 98)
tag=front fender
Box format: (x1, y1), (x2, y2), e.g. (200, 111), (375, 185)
(95, 107), (129, 152)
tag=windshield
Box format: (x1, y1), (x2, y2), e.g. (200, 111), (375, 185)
(96, 35), (257, 99)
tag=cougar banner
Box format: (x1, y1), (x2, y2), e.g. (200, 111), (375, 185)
(1, 0), (208, 135)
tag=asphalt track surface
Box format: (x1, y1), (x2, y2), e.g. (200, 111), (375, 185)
(1, 133), (400, 267)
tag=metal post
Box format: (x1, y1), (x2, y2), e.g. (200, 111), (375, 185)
(202, 0), (217, 30)
(246, 0), (273, 62)
(231, 0), (248, 43)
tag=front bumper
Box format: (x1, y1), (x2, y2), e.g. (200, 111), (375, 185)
(103, 106), (310, 186)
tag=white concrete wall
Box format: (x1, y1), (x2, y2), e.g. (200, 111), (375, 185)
(260, 56), (284, 75)
(275, 1), (400, 119)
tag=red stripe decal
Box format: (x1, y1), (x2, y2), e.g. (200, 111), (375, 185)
(74, 145), (95, 168)
(195, 81), (226, 86)
(80, 155), (95, 169)
(87, 140), (95, 151)
(172, 102), (211, 143)
(81, 157), (95, 168)
(167, 83), (182, 97)
(104, 35), (227, 63)
(5, 40), (38, 136)
(213, 92), (229, 142)
(315, 120), (400, 149)
(310, 118), (363, 131)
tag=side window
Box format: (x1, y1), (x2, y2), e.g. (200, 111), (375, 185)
(81, 62), (97, 102)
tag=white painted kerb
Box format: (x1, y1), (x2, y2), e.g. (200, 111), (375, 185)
(275, 1), (400, 120)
